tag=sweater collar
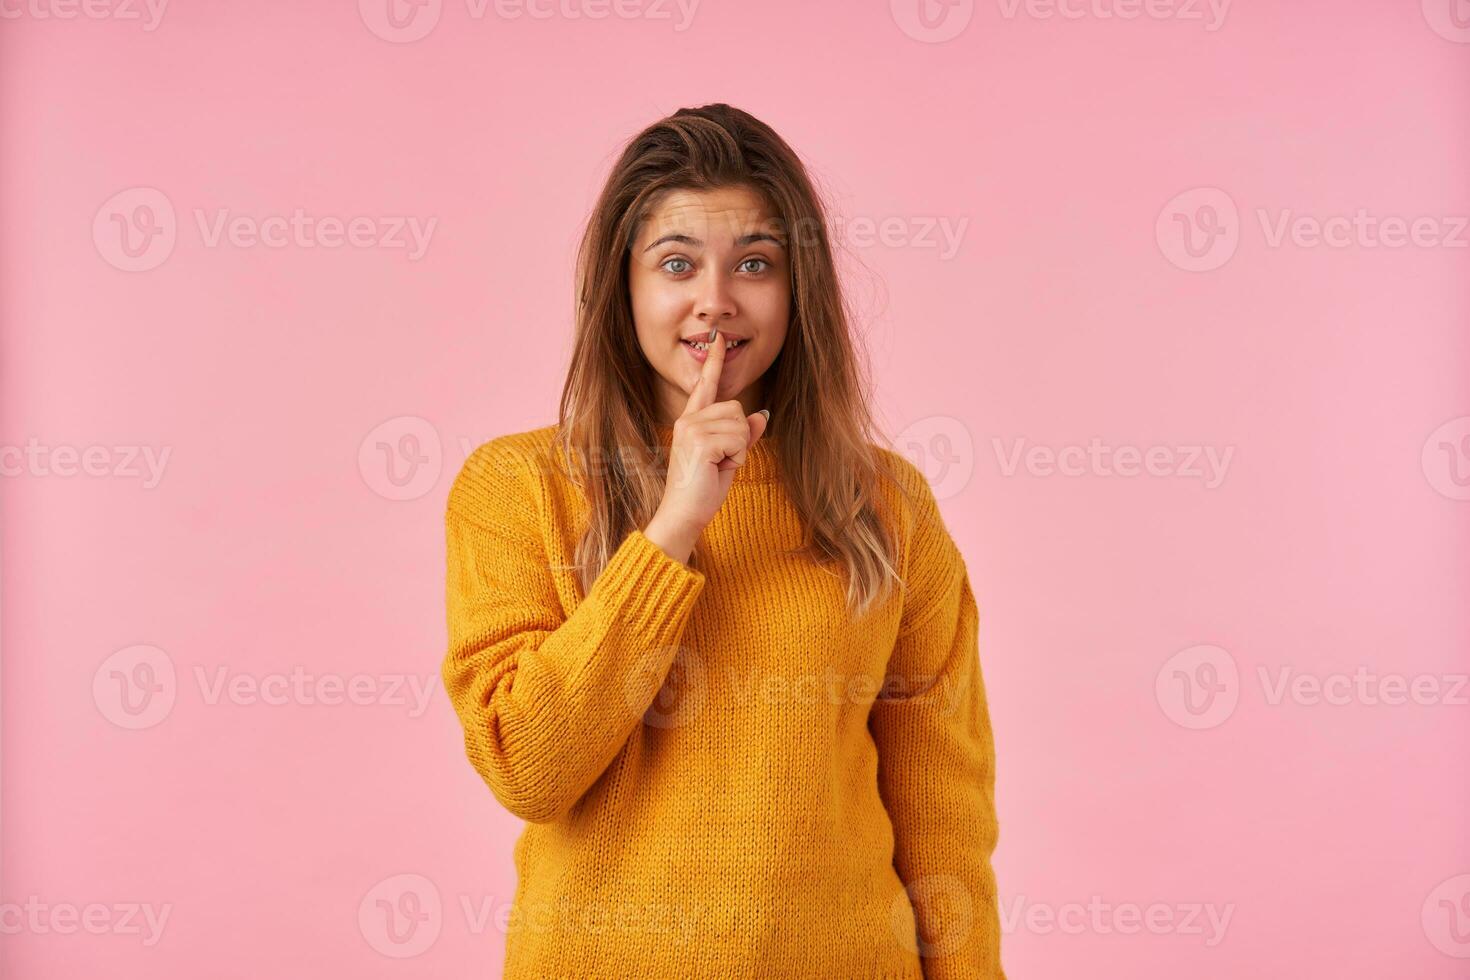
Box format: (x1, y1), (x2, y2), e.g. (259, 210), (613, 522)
(653, 422), (780, 484)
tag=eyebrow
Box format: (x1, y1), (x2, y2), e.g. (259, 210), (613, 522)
(642, 232), (786, 252)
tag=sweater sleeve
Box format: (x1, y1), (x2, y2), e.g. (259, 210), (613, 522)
(441, 437), (707, 824)
(868, 465), (1005, 979)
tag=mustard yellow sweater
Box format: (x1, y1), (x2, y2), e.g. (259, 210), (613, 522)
(442, 422), (1004, 979)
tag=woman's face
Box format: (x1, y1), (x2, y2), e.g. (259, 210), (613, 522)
(627, 184), (790, 425)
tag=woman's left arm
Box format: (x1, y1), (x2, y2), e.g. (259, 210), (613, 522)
(868, 470), (1006, 980)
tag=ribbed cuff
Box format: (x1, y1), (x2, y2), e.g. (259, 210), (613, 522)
(586, 528), (706, 637)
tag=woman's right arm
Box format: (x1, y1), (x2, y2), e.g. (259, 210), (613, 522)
(441, 436), (706, 824)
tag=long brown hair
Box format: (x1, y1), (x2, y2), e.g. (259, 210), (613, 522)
(554, 103), (912, 620)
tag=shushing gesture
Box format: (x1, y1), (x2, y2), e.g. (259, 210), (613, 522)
(643, 325), (769, 562)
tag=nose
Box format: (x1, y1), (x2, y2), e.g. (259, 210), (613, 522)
(694, 267), (737, 321)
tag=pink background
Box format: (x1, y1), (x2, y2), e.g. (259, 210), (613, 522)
(3, 1), (1468, 977)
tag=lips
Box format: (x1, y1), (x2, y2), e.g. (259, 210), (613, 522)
(680, 331), (749, 344)
(680, 337), (749, 363)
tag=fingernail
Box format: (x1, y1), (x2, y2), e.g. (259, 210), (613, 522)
(707, 325), (718, 342)
(759, 409), (770, 420)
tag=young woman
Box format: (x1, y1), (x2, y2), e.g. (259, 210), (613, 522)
(442, 103), (1004, 979)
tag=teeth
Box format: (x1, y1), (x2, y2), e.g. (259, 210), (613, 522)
(688, 338), (745, 351)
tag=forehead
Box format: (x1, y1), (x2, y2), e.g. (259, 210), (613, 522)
(636, 185), (782, 245)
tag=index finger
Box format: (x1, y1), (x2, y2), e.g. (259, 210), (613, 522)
(680, 324), (726, 418)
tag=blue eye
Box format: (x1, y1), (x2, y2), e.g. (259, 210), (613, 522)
(660, 256), (770, 276)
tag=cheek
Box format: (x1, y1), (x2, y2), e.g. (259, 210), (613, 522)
(746, 281), (791, 336)
(629, 270), (686, 334)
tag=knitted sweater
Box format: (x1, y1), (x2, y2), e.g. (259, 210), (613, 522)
(441, 422), (1005, 979)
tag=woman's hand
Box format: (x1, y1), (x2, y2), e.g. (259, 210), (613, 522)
(643, 326), (769, 563)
